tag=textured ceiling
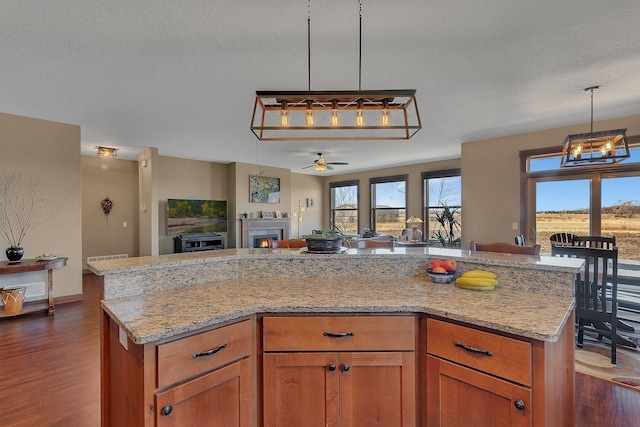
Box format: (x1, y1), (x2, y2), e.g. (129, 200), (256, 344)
(2, 0), (639, 174)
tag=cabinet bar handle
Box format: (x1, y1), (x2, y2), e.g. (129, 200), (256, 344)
(323, 331), (355, 338)
(192, 343), (228, 359)
(454, 341), (492, 356)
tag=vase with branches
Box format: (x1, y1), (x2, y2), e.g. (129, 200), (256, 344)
(0, 171), (67, 262)
(432, 203), (461, 248)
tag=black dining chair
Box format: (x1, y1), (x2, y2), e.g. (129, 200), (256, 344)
(573, 235), (616, 249)
(549, 232), (578, 247)
(551, 245), (619, 364)
(514, 234), (525, 246)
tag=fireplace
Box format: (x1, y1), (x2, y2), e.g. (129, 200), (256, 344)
(241, 218), (290, 248)
(254, 234), (279, 248)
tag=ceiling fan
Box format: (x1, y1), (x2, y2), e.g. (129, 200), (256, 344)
(302, 153), (349, 171)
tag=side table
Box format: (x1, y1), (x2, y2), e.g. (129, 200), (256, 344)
(0, 257), (68, 318)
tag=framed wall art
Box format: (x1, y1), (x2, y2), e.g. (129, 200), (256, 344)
(250, 175), (281, 203)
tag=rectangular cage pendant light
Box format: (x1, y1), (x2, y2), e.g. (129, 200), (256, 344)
(560, 129), (630, 167)
(250, 90), (421, 141)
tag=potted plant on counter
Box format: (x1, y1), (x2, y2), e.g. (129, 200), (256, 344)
(300, 225), (354, 253)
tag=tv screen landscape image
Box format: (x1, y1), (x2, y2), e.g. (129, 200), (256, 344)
(167, 198), (228, 235)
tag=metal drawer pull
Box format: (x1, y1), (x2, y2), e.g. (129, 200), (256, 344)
(514, 400), (525, 411)
(454, 341), (492, 356)
(323, 331), (355, 338)
(192, 343), (228, 359)
(161, 405), (173, 416)
(328, 363), (337, 371)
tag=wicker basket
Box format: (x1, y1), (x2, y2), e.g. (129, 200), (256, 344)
(1, 287), (26, 314)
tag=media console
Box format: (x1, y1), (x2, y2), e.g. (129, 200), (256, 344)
(174, 233), (224, 253)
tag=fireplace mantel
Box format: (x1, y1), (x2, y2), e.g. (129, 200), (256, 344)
(241, 218), (290, 248)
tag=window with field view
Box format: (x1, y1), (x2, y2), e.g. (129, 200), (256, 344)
(370, 175), (407, 237)
(423, 170), (462, 248)
(525, 147), (640, 261)
(330, 181), (359, 235)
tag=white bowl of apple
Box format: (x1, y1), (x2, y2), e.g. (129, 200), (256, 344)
(427, 259), (457, 283)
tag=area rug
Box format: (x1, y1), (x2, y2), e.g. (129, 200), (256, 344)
(574, 315), (640, 391)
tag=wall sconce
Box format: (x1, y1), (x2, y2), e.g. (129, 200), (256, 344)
(97, 146), (117, 158)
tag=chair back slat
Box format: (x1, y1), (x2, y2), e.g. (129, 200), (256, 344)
(573, 235), (616, 249)
(549, 232), (578, 246)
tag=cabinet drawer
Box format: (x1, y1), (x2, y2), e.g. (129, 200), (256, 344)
(263, 315), (415, 352)
(427, 318), (531, 386)
(157, 320), (252, 388)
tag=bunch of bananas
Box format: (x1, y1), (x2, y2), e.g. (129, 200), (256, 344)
(454, 270), (498, 291)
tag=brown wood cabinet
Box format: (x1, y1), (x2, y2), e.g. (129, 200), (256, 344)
(262, 315), (417, 427)
(425, 316), (575, 427)
(102, 316), (254, 427)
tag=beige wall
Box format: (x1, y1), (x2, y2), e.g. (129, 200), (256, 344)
(157, 156), (229, 255)
(82, 156), (139, 269)
(323, 159), (461, 234)
(461, 113), (640, 248)
(0, 112), (82, 299)
(290, 173), (324, 238)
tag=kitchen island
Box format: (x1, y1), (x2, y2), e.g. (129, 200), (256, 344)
(91, 247), (582, 426)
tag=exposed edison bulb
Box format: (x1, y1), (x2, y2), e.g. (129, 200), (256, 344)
(380, 109), (390, 127)
(355, 100), (365, 127)
(305, 102), (315, 126)
(330, 110), (340, 127)
(279, 101), (289, 127)
(280, 110), (289, 127)
(573, 144), (583, 159)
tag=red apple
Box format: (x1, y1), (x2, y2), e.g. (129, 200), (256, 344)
(431, 266), (447, 273)
(442, 259), (457, 273)
(429, 259), (443, 270)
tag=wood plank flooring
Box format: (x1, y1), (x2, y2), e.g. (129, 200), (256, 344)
(0, 273), (638, 426)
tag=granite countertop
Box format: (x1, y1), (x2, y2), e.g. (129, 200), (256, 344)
(102, 274), (575, 346)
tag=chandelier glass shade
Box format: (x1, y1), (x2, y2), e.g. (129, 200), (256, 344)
(560, 86), (630, 168)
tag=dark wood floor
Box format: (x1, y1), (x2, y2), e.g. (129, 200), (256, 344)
(0, 274), (639, 426)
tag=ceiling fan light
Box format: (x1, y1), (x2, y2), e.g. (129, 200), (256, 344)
(314, 164), (327, 171)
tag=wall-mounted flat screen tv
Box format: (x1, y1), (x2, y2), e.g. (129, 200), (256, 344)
(167, 199), (228, 235)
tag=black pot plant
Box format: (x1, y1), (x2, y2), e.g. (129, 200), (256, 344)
(299, 224), (354, 253)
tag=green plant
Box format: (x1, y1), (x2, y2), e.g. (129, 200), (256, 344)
(432, 203), (461, 248)
(299, 224), (354, 247)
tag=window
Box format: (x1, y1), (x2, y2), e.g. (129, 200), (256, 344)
(370, 175), (407, 237)
(330, 181), (359, 235)
(523, 141), (640, 260)
(422, 169), (462, 248)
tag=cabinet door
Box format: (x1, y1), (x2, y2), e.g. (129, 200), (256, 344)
(155, 357), (252, 427)
(263, 352), (339, 427)
(426, 356), (531, 427)
(340, 352), (416, 427)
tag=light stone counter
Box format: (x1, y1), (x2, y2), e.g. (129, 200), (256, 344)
(92, 247), (582, 346)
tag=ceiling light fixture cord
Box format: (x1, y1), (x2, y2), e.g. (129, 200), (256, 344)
(359, 0), (362, 91)
(308, 0), (311, 91)
(590, 88), (594, 133)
